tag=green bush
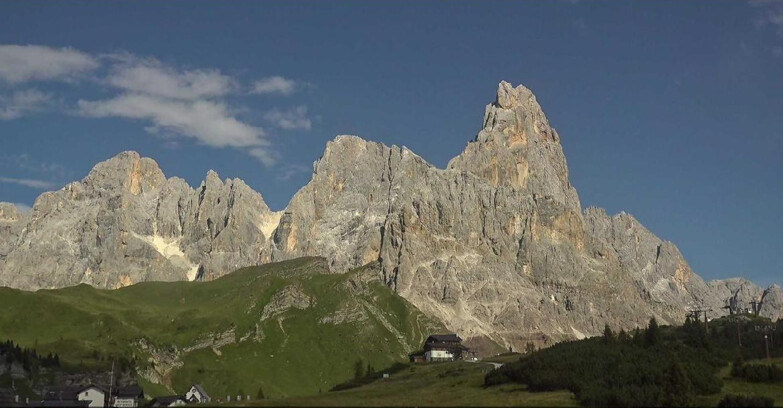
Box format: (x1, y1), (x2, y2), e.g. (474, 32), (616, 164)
(730, 362), (783, 383)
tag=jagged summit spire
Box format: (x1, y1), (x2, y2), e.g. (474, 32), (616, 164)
(446, 81), (579, 210)
(84, 150), (166, 195)
(494, 81), (537, 110)
(481, 81), (550, 140)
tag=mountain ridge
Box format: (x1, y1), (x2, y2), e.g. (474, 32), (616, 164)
(1, 81), (780, 351)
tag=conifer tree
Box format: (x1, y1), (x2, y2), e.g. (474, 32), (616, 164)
(618, 329), (629, 342)
(603, 324), (615, 343)
(645, 318), (660, 347)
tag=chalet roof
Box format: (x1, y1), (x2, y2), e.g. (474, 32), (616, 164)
(76, 384), (107, 393)
(191, 383), (209, 398)
(114, 386), (144, 398)
(43, 384), (107, 401)
(42, 386), (81, 401)
(426, 334), (462, 343)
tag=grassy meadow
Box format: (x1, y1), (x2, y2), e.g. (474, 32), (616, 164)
(0, 257), (443, 399)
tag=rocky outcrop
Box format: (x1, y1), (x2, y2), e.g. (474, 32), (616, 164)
(0, 152), (278, 289)
(0, 81), (779, 351)
(266, 82), (782, 349)
(709, 279), (783, 322)
(261, 285), (313, 320)
(0, 203), (27, 265)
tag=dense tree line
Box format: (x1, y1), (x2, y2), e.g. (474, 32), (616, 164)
(730, 360), (783, 383)
(1, 339), (60, 371)
(485, 316), (781, 407)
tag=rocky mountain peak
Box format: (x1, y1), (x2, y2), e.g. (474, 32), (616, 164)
(0, 150), (279, 289)
(204, 169), (222, 183)
(85, 150), (166, 196)
(479, 81), (551, 144)
(495, 80), (538, 109)
(447, 82), (580, 210)
(317, 135), (382, 170)
(0, 82), (779, 353)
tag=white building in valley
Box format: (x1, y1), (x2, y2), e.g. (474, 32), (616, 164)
(77, 385), (106, 408)
(184, 384), (210, 404)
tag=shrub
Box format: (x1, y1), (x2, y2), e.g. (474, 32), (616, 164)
(731, 363), (783, 383)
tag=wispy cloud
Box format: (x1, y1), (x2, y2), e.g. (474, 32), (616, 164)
(263, 106), (312, 130)
(0, 89), (53, 120)
(78, 94), (266, 148)
(0, 44), (315, 167)
(78, 55), (281, 165)
(2, 153), (69, 179)
(252, 76), (298, 95)
(0, 154), (69, 193)
(106, 56), (237, 100)
(0, 176), (59, 190)
(277, 164), (312, 181)
(0, 45), (98, 84)
(248, 148), (278, 167)
(752, 0), (783, 37)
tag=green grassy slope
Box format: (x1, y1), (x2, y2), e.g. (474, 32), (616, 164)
(243, 361), (577, 407)
(0, 257), (443, 399)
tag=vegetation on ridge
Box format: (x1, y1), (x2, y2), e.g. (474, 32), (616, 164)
(485, 316), (783, 407)
(0, 257), (443, 399)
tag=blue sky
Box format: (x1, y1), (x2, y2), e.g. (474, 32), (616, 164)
(1, 1), (781, 285)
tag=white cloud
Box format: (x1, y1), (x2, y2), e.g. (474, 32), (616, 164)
(2, 153), (68, 179)
(277, 164), (312, 181)
(107, 57), (237, 100)
(0, 45), (98, 84)
(0, 45), (309, 166)
(0, 89), (52, 120)
(252, 76), (298, 95)
(0, 176), (58, 190)
(263, 106), (312, 130)
(248, 147), (278, 167)
(78, 93), (267, 148)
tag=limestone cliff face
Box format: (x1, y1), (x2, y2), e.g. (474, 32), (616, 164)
(267, 82), (781, 349)
(0, 82), (779, 351)
(0, 152), (277, 289)
(709, 279), (783, 322)
(0, 203), (27, 268)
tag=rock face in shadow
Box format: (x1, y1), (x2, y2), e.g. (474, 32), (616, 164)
(0, 82), (779, 351)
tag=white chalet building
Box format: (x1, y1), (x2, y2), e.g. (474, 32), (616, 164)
(77, 385), (106, 408)
(184, 384), (210, 404)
